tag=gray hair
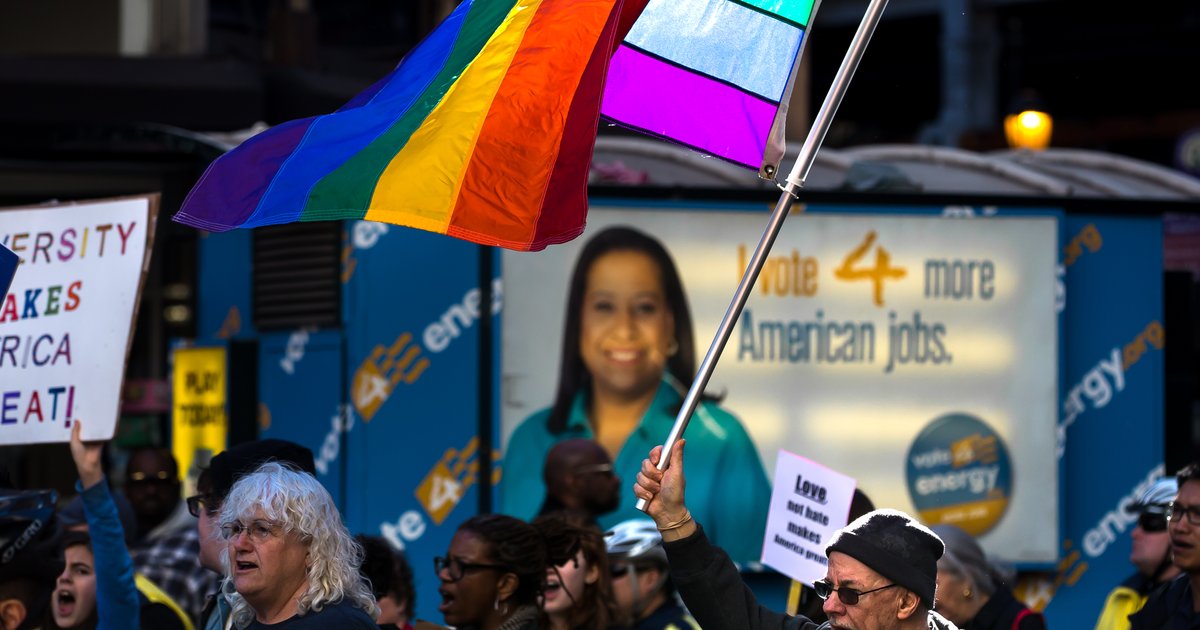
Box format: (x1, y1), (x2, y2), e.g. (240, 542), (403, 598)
(218, 461), (378, 627)
(930, 524), (1001, 599)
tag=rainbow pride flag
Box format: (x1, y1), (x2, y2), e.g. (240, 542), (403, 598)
(174, 0), (642, 251)
(602, 0), (819, 177)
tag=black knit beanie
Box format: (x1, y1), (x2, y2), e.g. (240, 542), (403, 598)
(825, 509), (945, 608)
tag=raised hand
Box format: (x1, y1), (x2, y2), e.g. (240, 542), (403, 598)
(633, 439), (694, 540)
(69, 421), (105, 489)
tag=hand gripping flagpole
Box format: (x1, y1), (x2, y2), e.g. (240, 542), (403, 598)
(637, 0), (892, 512)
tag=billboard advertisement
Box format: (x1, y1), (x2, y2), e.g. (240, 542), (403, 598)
(501, 203), (1060, 563)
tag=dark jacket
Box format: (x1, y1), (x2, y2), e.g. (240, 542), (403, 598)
(963, 587), (1043, 630)
(1130, 574), (1200, 630)
(663, 524), (957, 630)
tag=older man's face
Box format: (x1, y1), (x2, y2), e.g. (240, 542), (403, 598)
(227, 509), (309, 619)
(822, 551), (910, 630)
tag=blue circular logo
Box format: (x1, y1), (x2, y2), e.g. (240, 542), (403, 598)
(905, 413), (1012, 535)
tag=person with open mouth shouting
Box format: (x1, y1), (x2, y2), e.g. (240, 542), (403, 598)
(534, 512), (620, 630)
(52, 421), (140, 630)
(216, 461), (377, 628)
(437, 514), (577, 630)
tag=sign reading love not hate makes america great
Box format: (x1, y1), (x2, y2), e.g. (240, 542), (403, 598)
(0, 196), (156, 444)
(761, 449), (857, 585)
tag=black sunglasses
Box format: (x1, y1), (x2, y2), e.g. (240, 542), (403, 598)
(813, 579), (899, 605)
(1138, 511), (1168, 533)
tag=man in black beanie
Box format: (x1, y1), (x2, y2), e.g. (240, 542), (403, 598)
(632, 440), (958, 630)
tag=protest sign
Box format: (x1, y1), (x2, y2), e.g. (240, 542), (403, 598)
(0, 243), (15, 299)
(762, 449), (857, 584)
(0, 195), (157, 443)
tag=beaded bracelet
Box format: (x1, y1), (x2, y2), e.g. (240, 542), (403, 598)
(657, 510), (693, 532)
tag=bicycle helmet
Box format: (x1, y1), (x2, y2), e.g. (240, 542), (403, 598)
(1127, 478), (1177, 515)
(1, 489), (63, 579)
(605, 519), (667, 566)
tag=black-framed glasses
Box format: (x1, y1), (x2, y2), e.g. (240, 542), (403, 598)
(1138, 511), (1168, 532)
(813, 580), (899, 605)
(434, 556), (510, 582)
(220, 519), (283, 543)
(186, 495), (220, 518)
(1168, 501), (1200, 526)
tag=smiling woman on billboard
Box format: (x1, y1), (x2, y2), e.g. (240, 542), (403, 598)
(499, 225), (770, 563)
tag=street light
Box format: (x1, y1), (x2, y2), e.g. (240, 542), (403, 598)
(1004, 93), (1052, 150)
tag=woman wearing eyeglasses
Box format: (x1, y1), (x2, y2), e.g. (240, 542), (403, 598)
(930, 525), (1044, 630)
(501, 226), (770, 564)
(436, 514), (555, 630)
(217, 461), (378, 628)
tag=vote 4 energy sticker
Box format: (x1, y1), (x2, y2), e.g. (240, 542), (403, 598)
(905, 413), (1012, 535)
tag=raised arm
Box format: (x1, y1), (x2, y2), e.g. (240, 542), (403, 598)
(633, 440), (818, 630)
(70, 421), (140, 630)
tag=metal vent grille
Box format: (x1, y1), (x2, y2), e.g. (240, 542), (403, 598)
(252, 222), (341, 331)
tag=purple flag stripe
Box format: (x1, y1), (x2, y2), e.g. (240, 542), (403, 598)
(621, 42), (781, 105)
(174, 117), (317, 231)
(601, 45), (775, 169)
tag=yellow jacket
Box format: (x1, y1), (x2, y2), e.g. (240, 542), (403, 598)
(1094, 584), (1147, 630)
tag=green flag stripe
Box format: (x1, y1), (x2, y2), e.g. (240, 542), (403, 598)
(730, 0), (814, 28)
(301, 0), (520, 220)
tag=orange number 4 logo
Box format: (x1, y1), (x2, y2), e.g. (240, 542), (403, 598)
(834, 230), (906, 307)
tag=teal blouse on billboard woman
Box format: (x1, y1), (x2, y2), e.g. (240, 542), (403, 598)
(501, 375), (770, 563)
(498, 225), (770, 564)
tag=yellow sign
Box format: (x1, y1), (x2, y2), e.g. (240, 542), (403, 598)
(172, 347), (228, 494)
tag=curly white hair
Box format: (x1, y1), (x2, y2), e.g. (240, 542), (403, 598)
(217, 461), (379, 627)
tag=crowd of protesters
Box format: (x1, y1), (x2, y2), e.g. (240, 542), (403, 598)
(13, 420), (1200, 629)
(0, 225), (1190, 629)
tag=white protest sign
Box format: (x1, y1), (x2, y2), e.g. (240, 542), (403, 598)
(760, 449), (857, 584)
(0, 196), (156, 444)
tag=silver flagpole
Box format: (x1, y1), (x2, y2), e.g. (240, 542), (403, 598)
(637, 0), (892, 511)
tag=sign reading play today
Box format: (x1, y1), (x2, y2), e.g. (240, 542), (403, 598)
(0, 196), (157, 444)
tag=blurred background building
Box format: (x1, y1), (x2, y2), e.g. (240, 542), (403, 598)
(0, 0), (1197, 478)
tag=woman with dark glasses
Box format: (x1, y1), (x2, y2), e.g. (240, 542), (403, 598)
(1095, 477), (1180, 630)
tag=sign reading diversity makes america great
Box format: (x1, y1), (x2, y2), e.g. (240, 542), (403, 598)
(0, 196), (156, 444)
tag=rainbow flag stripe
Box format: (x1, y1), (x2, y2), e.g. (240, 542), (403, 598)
(174, 0), (635, 251)
(601, 0), (818, 175)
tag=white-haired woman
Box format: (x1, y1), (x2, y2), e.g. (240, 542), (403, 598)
(218, 461), (378, 628)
